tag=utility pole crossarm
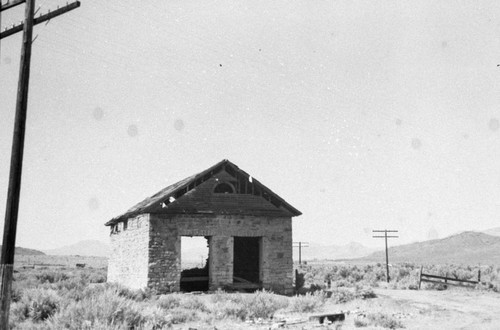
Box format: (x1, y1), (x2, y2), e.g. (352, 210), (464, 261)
(0, 1), (80, 40)
(372, 229), (399, 283)
(293, 242), (309, 265)
(0, 0), (26, 12)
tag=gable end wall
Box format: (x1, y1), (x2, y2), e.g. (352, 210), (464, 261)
(148, 214), (293, 294)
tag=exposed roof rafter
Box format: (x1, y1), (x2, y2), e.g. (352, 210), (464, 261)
(105, 159), (302, 226)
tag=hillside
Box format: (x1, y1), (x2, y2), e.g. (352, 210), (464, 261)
(354, 231), (500, 265)
(0, 246), (46, 256)
(44, 240), (110, 257)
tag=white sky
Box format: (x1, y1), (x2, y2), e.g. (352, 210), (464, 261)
(1, 0), (500, 250)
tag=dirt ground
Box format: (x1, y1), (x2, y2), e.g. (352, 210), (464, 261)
(306, 288), (500, 330)
(178, 288), (500, 330)
(363, 288), (500, 329)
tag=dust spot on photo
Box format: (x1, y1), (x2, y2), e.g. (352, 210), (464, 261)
(320, 188), (326, 193)
(488, 118), (499, 132)
(395, 118), (402, 126)
(92, 107), (104, 121)
(174, 119), (185, 131)
(3, 56), (12, 65)
(127, 124), (139, 137)
(411, 138), (422, 150)
(88, 197), (99, 211)
(441, 41), (448, 48)
(463, 133), (469, 139)
(363, 227), (371, 234)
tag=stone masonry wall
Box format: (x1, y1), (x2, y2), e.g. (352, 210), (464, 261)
(209, 236), (233, 290)
(108, 214), (150, 289)
(148, 214), (293, 294)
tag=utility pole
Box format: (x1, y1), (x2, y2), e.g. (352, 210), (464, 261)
(0, 1), (35, 326)
(0, 1), (80, 327)
(372, 230), (398, 283)
(293, 241), (309, 265)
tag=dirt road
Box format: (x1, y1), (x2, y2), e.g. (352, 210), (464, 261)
(355, 288), (500, 329)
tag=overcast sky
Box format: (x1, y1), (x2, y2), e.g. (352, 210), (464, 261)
(1, 0), (500, 250)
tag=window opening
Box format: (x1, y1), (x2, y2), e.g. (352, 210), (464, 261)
(180, 236), (210, 292)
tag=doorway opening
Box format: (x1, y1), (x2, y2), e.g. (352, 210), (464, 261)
(180, 236), (210, 292)
(233, 236), (261, 291)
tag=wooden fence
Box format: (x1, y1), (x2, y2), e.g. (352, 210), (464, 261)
(419, 266), (480, 289)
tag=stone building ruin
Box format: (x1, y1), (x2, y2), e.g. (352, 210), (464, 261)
(105, 159), (301, 294)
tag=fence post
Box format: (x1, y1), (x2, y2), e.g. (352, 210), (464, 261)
(478, 270), (481, 284)
(418, 265), (423, 290)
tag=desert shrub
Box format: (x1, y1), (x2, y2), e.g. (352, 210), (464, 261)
(10, 301), (30, 325)
(141, 307), (172, 329)
(333, 279), (350, 288)
(11, 284), (23, 303)
(157, 294), (182, 310)
(21, 288), (61, 322)
(211, 300), (247, 320)
(330, 287), (355, 304)
(35, 270), (69, 284)
(288, 291), (327, 312)
(108, 283), (154, 301)
(210, 289), (245, 304)
(168, 308), (199, 324)
(48, 286), (151, 328)
(367, 313), (405, 329)
(210, 290), (288, 320)
(337, 265), (350, 279)
(355, 286), (376, 299)
(243, 290), (289, 319)
(349, 267), (365, 283)
(88, 271), (107, 284)
(50, 276), (86, 292)
(63, 283), (106, 302)
(354, 317), (368, 327)
(179, 295), (208, 312)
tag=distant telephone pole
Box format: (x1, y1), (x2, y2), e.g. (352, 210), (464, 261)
(372, 230), (398, 283)
(293, 241), (309, 265)
(0, 1), (80, 327)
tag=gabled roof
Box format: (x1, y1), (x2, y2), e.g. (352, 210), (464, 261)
(105, 159), (301, 226)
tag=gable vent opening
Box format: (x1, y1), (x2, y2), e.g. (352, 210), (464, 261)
(213, 182), (235, 194)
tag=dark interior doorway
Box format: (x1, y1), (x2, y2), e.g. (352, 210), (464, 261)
(233, 237), (261, 285)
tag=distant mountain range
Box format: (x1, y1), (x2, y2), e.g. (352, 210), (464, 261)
(9, 226), (500, 263)
(482, 227), (500, 237)
(43, 240), (110, 257)
(353, 231), (500, 265)
(296, 241), (376, 261)
(0, 246), (45, 255)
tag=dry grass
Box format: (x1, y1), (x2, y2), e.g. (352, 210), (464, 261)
(8, 259), (500, 329)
